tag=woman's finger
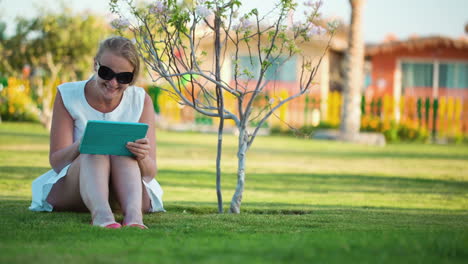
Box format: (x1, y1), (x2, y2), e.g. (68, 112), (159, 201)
(134, 138), (149, 144)
(126, 144), (149, 159)
(127, 141), (150, 149)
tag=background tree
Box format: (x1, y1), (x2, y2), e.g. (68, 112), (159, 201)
(0, 8), (111, 128)
(111, 0), (335, 213)
(339, 0), (365, 141)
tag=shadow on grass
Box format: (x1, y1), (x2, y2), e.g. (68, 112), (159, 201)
(158, 169), (468, 195)
(0, 166), (49, 180)
(2, 197), (467, 217)
(253, 148), (468, 161)
(158, 139), (468, 161)
(2, 166), (467, 204)
(163, 201), (468, 216)
(0, 131), (49, 139)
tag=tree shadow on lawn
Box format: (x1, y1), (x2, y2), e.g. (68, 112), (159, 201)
(159, 169), (468, 195)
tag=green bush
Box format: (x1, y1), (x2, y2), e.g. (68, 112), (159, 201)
(361, 115), (431, 143)
(397, 123), (430, 142)
(270, 122), (338, 138)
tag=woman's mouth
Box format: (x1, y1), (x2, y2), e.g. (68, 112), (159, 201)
(105, 85), (119, 94)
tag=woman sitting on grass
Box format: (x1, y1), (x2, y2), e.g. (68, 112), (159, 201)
(29, 36), (164, 229)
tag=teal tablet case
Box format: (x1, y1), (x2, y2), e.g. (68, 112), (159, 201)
(79, 120), (149, 156)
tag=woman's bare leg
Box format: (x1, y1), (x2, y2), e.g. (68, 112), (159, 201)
(79, 154), (116, 226)
(110, 155), (151, 225)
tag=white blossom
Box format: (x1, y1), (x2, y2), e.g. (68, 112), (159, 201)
(195, 5), (211, 18)
(292, 21), (304, 31)
(327, 20), (340, 31)
(110, 18), (130, 30)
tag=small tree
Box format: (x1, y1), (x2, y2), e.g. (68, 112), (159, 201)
(111, 0), (336, 213)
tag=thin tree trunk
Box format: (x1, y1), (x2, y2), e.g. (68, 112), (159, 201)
(42, 52), (61, 131)
(230, 126), (248, 213)
(340, 0), (365, 141)
(214, 10), (224, 213)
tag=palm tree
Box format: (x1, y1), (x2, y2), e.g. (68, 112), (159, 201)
(340, 0), (365, 141)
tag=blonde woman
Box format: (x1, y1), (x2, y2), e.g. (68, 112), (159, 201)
(30, 36), (164, 229)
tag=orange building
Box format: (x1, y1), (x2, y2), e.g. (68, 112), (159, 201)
(365, 36), (468, 100)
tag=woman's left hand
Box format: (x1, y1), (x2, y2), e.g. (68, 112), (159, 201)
(126, 138), (151, 161)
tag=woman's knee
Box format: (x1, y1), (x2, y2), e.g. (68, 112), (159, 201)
(110, 155), (138, 166)
(81, 154), (110, 164)
(79, 154), (111, 175)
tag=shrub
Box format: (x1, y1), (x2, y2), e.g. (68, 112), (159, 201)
(361, 115), (431, 143)
(270, 122), (338, 138)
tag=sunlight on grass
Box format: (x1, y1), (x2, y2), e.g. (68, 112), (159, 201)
(1, 122), (467, 263)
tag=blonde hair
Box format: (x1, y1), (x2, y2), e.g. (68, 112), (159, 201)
(95, 36), (140, 85)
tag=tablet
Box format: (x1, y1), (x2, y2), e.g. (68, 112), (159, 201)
(79, 120), (149, 156)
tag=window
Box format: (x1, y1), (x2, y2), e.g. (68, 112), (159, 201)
(439, 63), (468, 89)
(401, 62), (433, 91)
(401, 61), (468, 93)
(232, 55), (297, 81)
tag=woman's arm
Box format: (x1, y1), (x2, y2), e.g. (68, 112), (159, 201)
(49, 91), (80, 173)
(126, 93), (157, 182)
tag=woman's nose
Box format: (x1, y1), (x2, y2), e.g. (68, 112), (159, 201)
(108, 77), (119, 86)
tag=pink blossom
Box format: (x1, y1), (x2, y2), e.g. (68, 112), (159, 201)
(314, 0), (323, 9)
(304, 0), (323, 9)
(234, 17), (254, 31)
(306, 24), (326, 37)
(149, 1), (166, 14)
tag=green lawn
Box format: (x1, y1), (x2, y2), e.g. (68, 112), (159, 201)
(1, 122), (467, 263)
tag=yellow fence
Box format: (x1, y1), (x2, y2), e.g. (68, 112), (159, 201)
(155, 88), (468, 139)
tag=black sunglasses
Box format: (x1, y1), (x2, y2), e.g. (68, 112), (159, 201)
(97, 62), (134, 84)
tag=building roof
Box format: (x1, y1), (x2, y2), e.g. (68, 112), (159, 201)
(365, 36), (468, 56)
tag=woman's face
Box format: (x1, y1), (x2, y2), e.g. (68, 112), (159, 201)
(94, 50), (134, 101)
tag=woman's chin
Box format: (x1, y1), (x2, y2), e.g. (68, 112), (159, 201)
(103, 87), (121, 99)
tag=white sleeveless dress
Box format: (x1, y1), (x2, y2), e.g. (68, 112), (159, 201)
(29, 80), (165, 212)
